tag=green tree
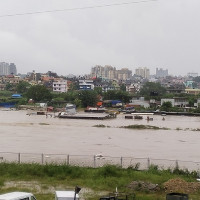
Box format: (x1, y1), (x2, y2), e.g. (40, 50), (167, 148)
(26, 85), (52, 102)
(79, 90), (98, 107)
(160, 101), (172, 112)
(5, 83), (14, 91)
(140, 82), (166, 99)
(64, 91), (79, 103)
(103, 90), (131, 103)
(94, 87), (103, 95)
(120, 84), (126, 92)
(16, 81), (30, 94)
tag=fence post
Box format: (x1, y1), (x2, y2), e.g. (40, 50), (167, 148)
(67, 154), (70, 165)
(94, 155), (96, 168)
(41, 153), (44, 164)
(175, 160), (179, 169)
(18, 153), (21, 164)
(120, 157), (123, 168)
(147, 158), (150, 169)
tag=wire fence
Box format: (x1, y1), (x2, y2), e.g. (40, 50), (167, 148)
(1, 152), (200, 171)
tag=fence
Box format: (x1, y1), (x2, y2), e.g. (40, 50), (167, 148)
(1, 152), (200, 171)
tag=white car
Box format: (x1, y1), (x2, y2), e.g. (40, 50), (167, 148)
(0, 192), (37, 200)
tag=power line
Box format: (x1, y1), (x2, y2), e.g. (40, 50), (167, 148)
(0, 0), (159, 18)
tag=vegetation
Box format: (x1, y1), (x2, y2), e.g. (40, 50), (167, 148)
(26, 85), (53, 102)
(140, 82), (166, 100)
(0, 163), (199, 200)
(16, 81), (31, 94)
(103, 90), (132, 103)
(120, 125), (169, 130)
(78, 90), (98, 107)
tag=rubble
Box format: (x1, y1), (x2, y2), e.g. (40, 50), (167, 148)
(163, 178), (200, 194)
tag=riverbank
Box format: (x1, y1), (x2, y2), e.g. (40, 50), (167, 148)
(0, 162), (200, 200)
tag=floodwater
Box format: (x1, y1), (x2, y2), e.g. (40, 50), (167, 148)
(0, 109), (200, 162)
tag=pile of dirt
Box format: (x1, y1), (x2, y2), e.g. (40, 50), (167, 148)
(163, 178), (200, 194)
(128, 181), (160, 192)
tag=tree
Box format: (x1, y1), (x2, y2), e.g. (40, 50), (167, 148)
(16, 81), (30, 94)
(140, 82), (166, 99)
(5, 83), (14, 91)
(160, 101), (172, 112)
(103, 90), (131, 103)
(64, 91), (79, 103)
(79, 90), (98, 107)
(26, 85), (52, 102)
(94, 87), (103, 95)
(120, 84), (126, 92)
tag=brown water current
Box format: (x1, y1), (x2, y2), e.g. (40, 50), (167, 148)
(0, 110), (200, 162)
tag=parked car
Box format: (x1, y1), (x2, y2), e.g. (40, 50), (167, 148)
(0, 192), (37, 200)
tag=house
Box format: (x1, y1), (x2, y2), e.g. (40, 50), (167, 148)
(129, 97), (150, 108)
(161, 97), (189, 107)
(185, 88), (200, 95)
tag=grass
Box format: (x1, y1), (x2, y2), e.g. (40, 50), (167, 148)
(120, 125), (170, 130)
(39, 123), (50, 125)
(0, 163), (200, 200)
(93, 124), (110, 128)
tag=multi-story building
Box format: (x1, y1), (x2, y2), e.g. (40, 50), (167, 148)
(79, 80), (94, 90)
(2, 75), (20, 84)
(53, 80), (68, 93)
(135, 67), (150, 79)
(90, 65), (132, 80)
(0, 62), (10, 75)
(187, 72), (198, 77)
(117, 68), (132, 80)
(0, 62), (17, 75)
(156, 68), (168, 78)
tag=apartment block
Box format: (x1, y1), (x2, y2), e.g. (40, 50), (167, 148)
(135, 67), (150, 79)
(53, 80), (68, 93)
(0, 62), (17, 75)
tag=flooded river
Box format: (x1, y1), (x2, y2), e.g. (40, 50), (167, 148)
(0, 110), (200, 162)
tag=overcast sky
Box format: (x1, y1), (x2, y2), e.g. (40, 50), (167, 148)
(0, 0), (200, 76)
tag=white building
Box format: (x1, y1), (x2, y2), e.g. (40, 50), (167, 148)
(129, 97), (150, 108)
(161, 97), (189, 107)
(79, 80), (94, 90)
(53, 80), (68, 93)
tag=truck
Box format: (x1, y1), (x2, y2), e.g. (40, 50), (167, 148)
(55, 191), (79, 200)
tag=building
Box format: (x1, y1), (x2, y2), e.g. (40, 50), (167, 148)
(129, 97), (150, 108)
(185, 88), (200, 95)
(0, 62), (17, 75)
(79, 80), (94, 90)
(187, 72), (198, 77)
(156, 68), (168, 78)
(135, 67), (150, 79)
(90, 65), (132, 80)
(126, 83), (141, 94)
(117, 68), (132, 80)
(161, 97), (189, 107)
(53, 80), (68, 93)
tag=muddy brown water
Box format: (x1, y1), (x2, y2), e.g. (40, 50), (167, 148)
(0, 110), (200, 162)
